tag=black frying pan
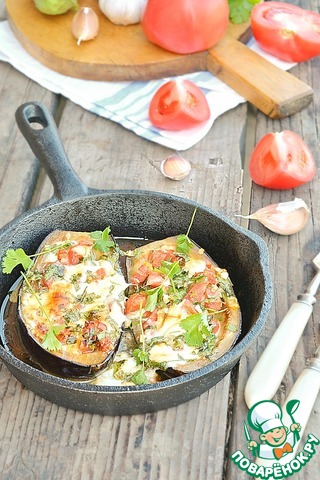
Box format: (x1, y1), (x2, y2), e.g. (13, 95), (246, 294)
(0, 102), (272, 415)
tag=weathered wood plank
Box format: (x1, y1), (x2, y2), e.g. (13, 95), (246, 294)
(227, 1), (320, 477)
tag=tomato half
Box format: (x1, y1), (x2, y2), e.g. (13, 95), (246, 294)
(149, 80), (210, 130)
(249, 130), (316, 190)
(142, 0), (229, 54)
(251, 2), (320, 62)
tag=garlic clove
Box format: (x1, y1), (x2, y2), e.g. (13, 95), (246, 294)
(72, 7), (99, 46)
(237, 198), (310, 235)
(160, 154), (192, 181)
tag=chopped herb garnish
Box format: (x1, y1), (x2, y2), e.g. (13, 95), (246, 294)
(22, 272), (63, 351)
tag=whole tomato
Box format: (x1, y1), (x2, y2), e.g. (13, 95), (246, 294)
(142, 0), (229, 54)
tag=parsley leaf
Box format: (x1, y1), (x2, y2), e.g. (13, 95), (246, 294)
(176, 207), (197, 254)
(131, 368), (150, 385)
(90, 226), (115, 253)
(228, 0), (261, 25)
(180, 313), (212, 348)
(145, 287), (162, 312)
(133, 348), (149, 365)
(41, 325), (64, 351)
(176, 234), (193, 255)
(2, 248), (32, 274)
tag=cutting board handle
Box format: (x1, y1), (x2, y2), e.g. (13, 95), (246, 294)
(207, 36), (313, 118)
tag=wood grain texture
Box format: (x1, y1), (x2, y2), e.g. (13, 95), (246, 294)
(5, 0), (313, 118)
(0, 0), (319, 479)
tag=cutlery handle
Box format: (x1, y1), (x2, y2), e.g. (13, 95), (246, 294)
(207, 35), (313, 118)
(253, 359), (320, 480)
(245, 301), (313, 408)
(282, 358), (320, 445)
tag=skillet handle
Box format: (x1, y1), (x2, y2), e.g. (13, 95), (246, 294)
(15, 101), (89, 201)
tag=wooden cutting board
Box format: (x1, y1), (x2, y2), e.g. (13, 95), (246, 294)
(6, 0), (313, 118)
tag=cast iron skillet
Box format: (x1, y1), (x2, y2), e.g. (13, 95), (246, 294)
(0, 101), (272, 416)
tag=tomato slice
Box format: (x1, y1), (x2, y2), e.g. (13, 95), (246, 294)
(149, 80), (210, 130)
(251, 2), (320, 62)
(249, 130), (316, 190)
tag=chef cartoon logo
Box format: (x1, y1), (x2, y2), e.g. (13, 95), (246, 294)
(230, 399), (319, 478)
(245, 400), (301, 460)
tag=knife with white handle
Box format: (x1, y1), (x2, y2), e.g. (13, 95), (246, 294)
(253, 347), (320, 480)
(245, 253), (320, 408)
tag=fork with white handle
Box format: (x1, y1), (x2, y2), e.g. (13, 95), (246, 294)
(245, 252), (320, 408)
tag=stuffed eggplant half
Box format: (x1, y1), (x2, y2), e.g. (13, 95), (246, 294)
(14, 230), (241, 384)
(18, 229), (127, 380)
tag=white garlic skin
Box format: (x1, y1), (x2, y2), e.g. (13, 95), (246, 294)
(242, 198), (310, 235)
(161, 155), (192, 181)
(99, 0), (147, 26)
(72, 7), (100, 45)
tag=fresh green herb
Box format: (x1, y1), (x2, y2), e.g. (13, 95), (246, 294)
(131, 302), (150, 385)
(218, 277), (234, 298)
(2, 248), (32, 273)
(131, 368), (149, 385)
(133, 348), (149, 365)
(43, 264), (65, 282)
(90, 226), (115, 253)
(228, 0), (261, 25)
(176, 207), (197, 255)
(1, 242), (72, 274)
(180, 313), (213, 348)
(145, 286), (163, 312)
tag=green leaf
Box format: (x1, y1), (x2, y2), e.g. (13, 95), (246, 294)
(2, 248), (33, 274)
(41, 325), (64, 351)
(228, 0), (261, 24)
(145, 287), (162, 312)
(133, 348), (149, 365)
(180, 313), (211, 348)
(176, 234), (193, 255)
(90, 226), (115, 253)
(158, 260), (181, 279)
(131, 369), (150, 385)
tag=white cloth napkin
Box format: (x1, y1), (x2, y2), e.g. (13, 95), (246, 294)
(0, 21), (294, 151)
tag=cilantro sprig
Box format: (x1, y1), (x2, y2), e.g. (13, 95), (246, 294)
(90, 226), (115, 253)
(176, 207), (197, 255)
(180, 313), (213, 348)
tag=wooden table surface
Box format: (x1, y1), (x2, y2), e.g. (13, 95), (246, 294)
(0, 1), (319, 479)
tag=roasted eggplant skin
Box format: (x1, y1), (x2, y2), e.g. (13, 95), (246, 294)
(18, 230), (127, 380)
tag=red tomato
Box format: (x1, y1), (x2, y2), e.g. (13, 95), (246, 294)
(249, 130), (316, 190)
(124, 293), (148, 314)
(251, 2), (320, 62)
(58, 249), (82, 265)
(142, 0), (229, 54)
(149, 80), (210, 131)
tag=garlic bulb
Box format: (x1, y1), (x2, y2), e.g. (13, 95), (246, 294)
(99, 0), (147, 26)
(72, 7), (99, 45)
(238, 198), (310, 235)
(161, 155), (192, 181)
